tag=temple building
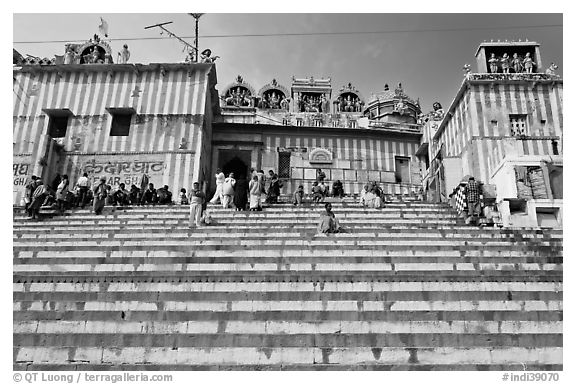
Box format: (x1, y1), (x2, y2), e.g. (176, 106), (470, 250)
(13, 35), (562, 229)
(418, 40), (563, 227)
(213, 77), (422, 196)
(12, 34), (424, 204)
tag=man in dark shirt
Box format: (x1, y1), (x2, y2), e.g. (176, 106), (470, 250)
(141, 183), (157, 205)
(465, 177), (482, 222)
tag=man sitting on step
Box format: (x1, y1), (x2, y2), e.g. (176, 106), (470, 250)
(293, 185), (305, 206)
(317, 202), (342, 234)
(332, 180), (344, 198)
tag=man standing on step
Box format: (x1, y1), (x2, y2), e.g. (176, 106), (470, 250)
(75, 172), (90, 209)
(465, 176), (482, 224)
(189, 182), (206, 228)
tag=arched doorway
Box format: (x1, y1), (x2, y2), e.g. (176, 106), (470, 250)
(218, 149), (251, 180)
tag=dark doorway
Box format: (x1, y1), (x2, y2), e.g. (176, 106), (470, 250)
(218, 150), (251, 180)
(395, 156), (411, 183)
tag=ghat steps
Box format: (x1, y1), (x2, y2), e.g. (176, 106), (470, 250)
(13, 197), (563, 370)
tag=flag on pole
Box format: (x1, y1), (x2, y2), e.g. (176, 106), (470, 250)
(98, 17), (109, 38)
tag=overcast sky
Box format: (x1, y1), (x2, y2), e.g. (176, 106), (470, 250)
(13, 13), (562, 111)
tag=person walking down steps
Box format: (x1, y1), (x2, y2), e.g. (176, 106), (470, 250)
(209, 168), (225, 205)
(189, 182), (206, 229)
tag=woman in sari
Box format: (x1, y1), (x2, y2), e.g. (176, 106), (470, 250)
(267, 175), (282, 204)
(248, 175), (262, 211)
(55, 174), (69, 214)
(92, 176), (108, 215)
(233, 175), (248, 211)
(317, 203), (342, 234)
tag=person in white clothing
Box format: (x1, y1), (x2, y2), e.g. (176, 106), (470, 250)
(189, 182), (205, 228)
(209, 168), (225, 204)
(222, 173), (236, 209)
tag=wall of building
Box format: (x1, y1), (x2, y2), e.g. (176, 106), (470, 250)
(435, 81), (562, 187)
(213, 126), (422, 195)
(12, 64), (213, 204)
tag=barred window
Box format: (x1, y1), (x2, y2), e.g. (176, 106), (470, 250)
(278, 152), (291, 178)
(510, 114), (527, 136)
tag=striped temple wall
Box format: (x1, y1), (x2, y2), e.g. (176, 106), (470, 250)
(213, 128), (423, 196)
(12, 64), (214, 205)
(435, 82), (563, 185)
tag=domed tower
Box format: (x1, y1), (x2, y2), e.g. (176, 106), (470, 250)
(365, 83), (421, 125)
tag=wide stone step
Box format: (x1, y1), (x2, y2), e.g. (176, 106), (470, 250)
(13, 249), (562, 260)
(13, 288), (562, 302)
(13, 319), (563, 335)
(14, 281), (561, 292)
(13, 346), (562, 366)
(12, 224), (562, 235)
(14, 309), (563, 322)
(13, 333), (563, 350)
(11, 262), (563, 273)
(12, 256), (563, 266)
(12, 362), (563, 371)
(14, 300), (562, 313)
(12, 232), (564, 243)
(12, 271), (563, 284)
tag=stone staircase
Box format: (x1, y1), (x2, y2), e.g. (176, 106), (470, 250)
(13, 197), (563, 370)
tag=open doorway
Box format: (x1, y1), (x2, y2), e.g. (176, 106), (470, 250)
(218, 149), (252, 180)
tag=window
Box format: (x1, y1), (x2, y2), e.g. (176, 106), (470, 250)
(278, 152), (291, 178)
(282, 118), (289, 126)
(509, 114), (527, 136)
(552, 140), (559, 155)
(110, 113), (132, 136)
(48, 115), (69, 138)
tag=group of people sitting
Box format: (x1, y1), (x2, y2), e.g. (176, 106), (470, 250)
(23, 172), (179, 219)
(209, 168), (284, 211)
(360, 181), (385, 208)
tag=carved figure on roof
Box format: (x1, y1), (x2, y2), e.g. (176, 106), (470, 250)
(431, 101), (445, 120)
(500, 53), (510, 74)
(64, 45), (77, 65)
(91, 47), (103, 64)
(394, 99), (409, 115)
(269, 92), (279, 109)
(395, 83), (403, 96)
(321, 94), (328, 113)
(280, 96), (290, 111)
(384, 84), (389, 91)
(338, 96), (346, 113)
(545, 62), (558, 76)
(523, 52), (534, 73)
(488, 53), (499, 73)
(200, 48), (219, 64)
(512, 53), (523, 73)
(463, 63), (471, 74)
(117, 44), (130, 64)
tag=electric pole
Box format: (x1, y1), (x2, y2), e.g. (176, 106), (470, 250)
(188, 14), (204, 62)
